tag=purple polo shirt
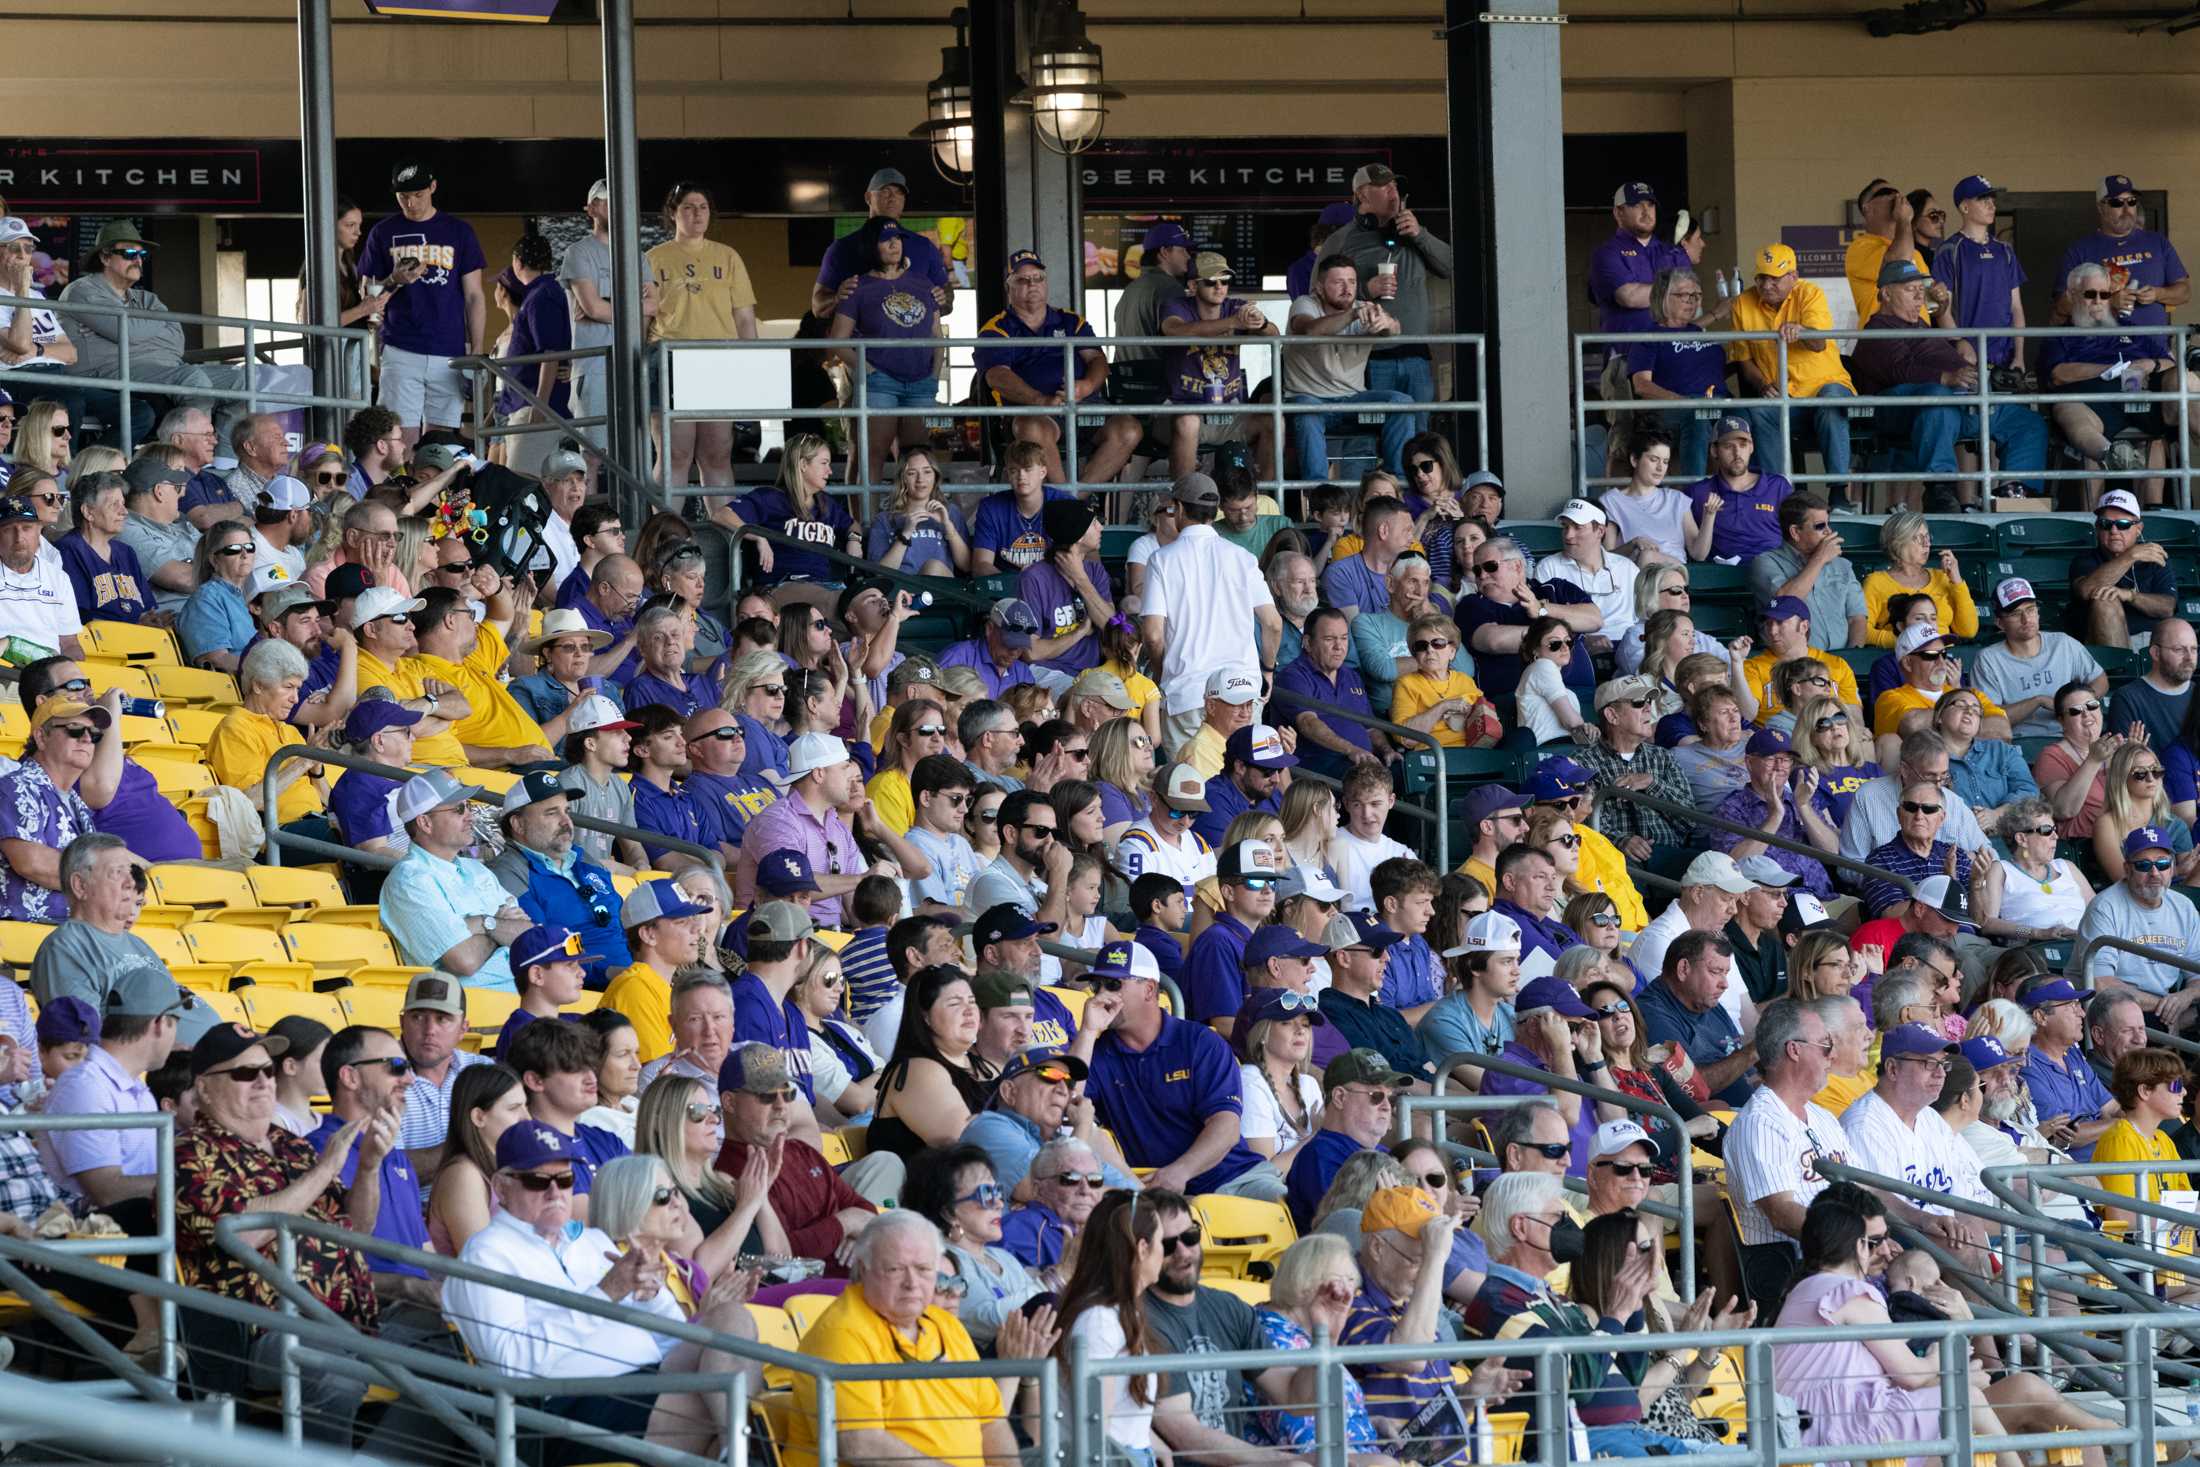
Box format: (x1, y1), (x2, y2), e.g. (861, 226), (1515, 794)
(41, 1046), (156, 1196)
(308, 1113), (431, 1278)
(91, 758), (203, 863)
(1016, 556), (1113, 676)
(1685, 472), (1792, 563)
(1274, 653), (1374, 754)
(936, 638), (1034, 698)
(1588, 231), (1690, 334)
(1478, 1039), (1596, 1178)
(1931, 234), (2027, 367)
(736, 792), (862, 925)
(1491, 899), (1581, 970)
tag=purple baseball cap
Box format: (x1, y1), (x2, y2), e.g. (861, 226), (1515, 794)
(1881, 1023), (1958, 1060)
(1460, 784), (1526, 828)
(2124, 826), (2176, 859)
(1538, 755), (1593, 789)
(1516, 975), (1593, 1019)
(1317, 202), (1356, 228)
(757, 849), (822, 895)
(1761, 595), (1811, 625)
(1243, 925), (1328, 968)
(1746, 728), (1793, 757)
(1142, 221), (1193, 253)
(1959, 1036), (2015, 1072)
(1952, 175), (1998, 204)
(2020, 978), (2086, 1010)
(495, 1121), (578, 1173)
(35, 995), (99, 1048)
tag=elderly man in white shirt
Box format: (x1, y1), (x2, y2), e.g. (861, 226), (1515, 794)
(1534, 498), (1641, 652)
(1839, 1022), (1991, 1266)
(1723, 998), (1850, 1306)
(445, 1124), (760, 1459)
(1838, 729), (1991, 867)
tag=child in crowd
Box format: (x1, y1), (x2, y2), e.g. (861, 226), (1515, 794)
(1302, 482), (1357, 566)
(840, 875), (904, 1027)
(34, 997), (97, 1087)
(1096, 616), (1162, 737)
(1040, 852), (1113, 986)
(1389, 612), (1495, 749)
(1129, 871), (1190, 984)
(1330, 762), (1413, 912)
(1371, 857), (1442, 1023)
(1656, 652), (1731, 748)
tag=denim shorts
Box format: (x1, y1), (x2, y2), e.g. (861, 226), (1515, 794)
(864, 370), (940, 410)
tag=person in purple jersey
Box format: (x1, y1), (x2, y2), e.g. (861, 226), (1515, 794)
(809, 168), (953, 318)
(1931, 176), (2027, 371)
(721, 433), (857, 588)
(1588, 182), (1692, 335)
(2055, 173), (2191, 358)
(1158, 249), (1281, 479)
(355, 161), (488, 449)
(495, 926), (592, 1063)
(938, 600), (1038, 699)
(969, 440), (1079, 576)
(1685, 418), (1794, 564)
(1015, 497), (1114, 682)
(828, 222), (944, 482)
(56, 472), (152, 626)
(974, 250), (1142, 487)
(490, 235), (571, 423)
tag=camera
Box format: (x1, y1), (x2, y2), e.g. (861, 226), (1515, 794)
(1988, 365), (2031, 395)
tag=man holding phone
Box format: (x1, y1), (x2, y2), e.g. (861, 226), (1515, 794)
(357, 161), (488, 451)
(1320, 163), (1453, 439)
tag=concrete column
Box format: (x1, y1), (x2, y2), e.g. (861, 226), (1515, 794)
(297, 0), (343, 437)
(1446, 0), (1571, 517)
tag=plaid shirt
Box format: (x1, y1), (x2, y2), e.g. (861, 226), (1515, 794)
(1571, 741), (1693, 847)
(0, 1109), (57, 1226)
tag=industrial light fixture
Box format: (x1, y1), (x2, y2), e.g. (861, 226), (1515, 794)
(910, 7), (976, 185)
(1013, 0), (1121, 156)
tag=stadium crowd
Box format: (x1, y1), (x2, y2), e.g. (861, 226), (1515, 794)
(0, 158), (2196, 1467)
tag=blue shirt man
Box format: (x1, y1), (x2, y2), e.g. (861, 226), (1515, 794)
(307, 1113), (430, 1279)
(485, 771), (633, 988)
(1636, 963), (1753, 1107)
(2056, 174), (2190, 357)
(1587, 184), (1691, 335)
(2019, 979), (2115, 1160)
(1182, 841), (1285, 1024)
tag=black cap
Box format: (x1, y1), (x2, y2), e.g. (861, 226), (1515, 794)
(324, 563), (376, 602)
(391, 161), (436, 192)
(1042, 497), (1097, 548)
(189, 1021), (290, 1079)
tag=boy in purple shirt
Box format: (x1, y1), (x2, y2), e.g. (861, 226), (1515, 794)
(356, 161), (488, 435)
(1015, 497), (1114, 678)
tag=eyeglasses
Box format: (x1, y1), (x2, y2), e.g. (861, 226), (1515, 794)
(914, 724), (948, 737)
(1410, 459), (1440, 474)
(2082, 291), (2117, 302)
(2106, 196), (2141, 208)
(1892, 1055), (1952, 1075)
(1519, 1141), (1572, 1161)
(1472, 560), (1505, 576)
(1594, 1160), (1655, 1178)
(512, 1170), (577, 1193)
(351, 1056), (412, 1076)
(1338, 1087), (1396, 1107)
(2061, 701), (2103, 715)
(1409, 638), (1453, 654)
(1158, 1225), (1203, 1254)
(2097, 518), (2138, 532)
(2130, 768), (2165, 782)
(1899, 801), (1942, 815)
(956, 1182), (1007, 1208)
(2132, 857), (2176, 873)
(1863, 1231), (1897, 1251)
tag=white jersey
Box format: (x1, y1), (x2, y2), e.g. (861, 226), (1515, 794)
(1724, 1086), (1851, 1247)
(1841, 1089), (1987, 1213)
(1115, 818), (1215, 896)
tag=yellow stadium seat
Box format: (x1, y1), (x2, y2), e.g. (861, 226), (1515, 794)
(1045, 984), (1088, 1024)
(0, 705), (27, 743)
(566, 990), (601, 1015)
(246, 867), (380, 927)
(338, 984), (408, 1030)
(833, 1123), (869, 1161)
(81, 662), (158, 700)
(746, 1304), (801, 1388)
(0, 923), (48, 970)
(163, 706), (230, 746)
(147, 865), (288, 929)
(136, 926), (192, 967)
(609, 873), (639, 897)
(237, 988), (348, 1034)
(345, 963), (433, 992)
(179, 923), (316, 989)
(749, 1391), (799, 1467)
(147, 665), (241, 707)
(81, 621), (181, 666)
(115, 714), (169, 747)
(1191, 1194), (1296, 1280)
(466, 988), (523, 1038)
(781, 1292), (834, 1341)
(195, 989), (250, 1025)
(459, 768), (521, 797)
(817, 1131), (851, 1166)
(1202, 1276), (1271, 1306)
(280, 924), (400, 982)
(135, 757), (217, 800)
(1694, 1346), (1748, 1433)
(1487, 1411), (1529, 1465)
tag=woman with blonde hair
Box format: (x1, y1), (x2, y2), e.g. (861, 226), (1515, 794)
(290, 440), (350, 502)
(791, 943), (883, 1121)
(1279, 780), (1338, 881)
(720, 648), (794, 777)
(391, 513), (431, 592)
(1617, 563), (1716, 675)
(2093, 739), (2200, 883)
(867, 697), (950, 835)
(635, 1072), (789, 1266)
(1090, 715), (1156, 833)
(1247, 1233), (1392, 1461)
(1527, 805), (1588, 913)
(12, 399), (71, 483)
(1308, 1151), (1407, 1239)
(1786, 929), (1861, 1004)
(1790, 693), (1880, 828)
(1862, 511), (1978, 647)
(1239, 1001), (1325, 1179)
(720, 431), (858, 587)
(864, 445), (969, 576)
(66, 443), (124, 484)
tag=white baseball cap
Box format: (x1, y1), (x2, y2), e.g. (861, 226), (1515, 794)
(346, 586), (426, 630)
(260, 475), (311, 512)
(769, 733), (853, 785)
(1894, 622), (1946, 659)
(1556, 498), (1607, 527)
(390, 769), (484, 825)
(1681, 851), (1755, 894)
(246, 565), (295, 600)
(1442, 910), (1522, 960)
(567, 694), (639, 734)
(2098, 489), (2143, 518)
(1205, 668), (1260, 705)
(1590, 1119), (1655, 1162)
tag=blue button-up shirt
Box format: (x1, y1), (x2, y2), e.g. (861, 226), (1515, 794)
(960, 1107), (1139, 1195)
(998, 1198), (1071, 1269)
(379, 845), (519, 991)
(2022, 1042), (2114, 1160)
(176, 577), (256, 665)
(1947, 737), (2040, 814)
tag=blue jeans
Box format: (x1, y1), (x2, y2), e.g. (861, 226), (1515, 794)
(862, 369), (940, 410)
(1288, 389), (1415, 479)
(1368, 352), (1435, 441)
(1878, 381), (2048, 489)
(1752, 385), (1854, 489)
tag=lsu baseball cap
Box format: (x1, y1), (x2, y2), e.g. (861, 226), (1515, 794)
(2125, 825), (2177, 859)
(1142, 221), (1193, 253)
(1760, 595), (1811, 626)
(29, 699), (111, 736)
(1272, 866), (1347, 905)
(1960, 1035), (2015, 1073)
(1590, 1119), (1655, 1162)
(1612, 182), (1657, 206)
(343, 699), (422, 744)
(2098, 489), (2144, 518)
(987, 599), (1041, 647)
(720, 1042), (794, 1098)
(2099, 174), (2139, 201)
(1515, 975), (1593, 1019)
(1086, 939), (1162, 983)
(2020, 978), (2086, 1009)
(1556, 497), (1606, 526)
(1442, 911), (1522, 960)
(1755, 243), (1799, 278)
(1895, 622), (1946, 659)
(1881, 1022), (1959, 1061)
(1242, 924), (1327, 968)
(1712, 414), (1755, 441)
(1005, 248), (1045, 276)
(1952, 175), (1998, 204)
(35, 995), (99, 1048)
(1225, 723), (1297, 771)
(756, 849), (822, 895)
(494, 1122), (577, 1173)
(1745, 727), (1793, 757)
(512, 925), (596, 974)
(1459, 784), (1526, 828)
(972, 903), (1055, 949)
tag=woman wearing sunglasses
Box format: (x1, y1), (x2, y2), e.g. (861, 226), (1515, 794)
(792, 947), (882, 1121)
(1238, 989), (1329, 1178)
(1974, 795), (2093, 947)
(1390, 611), (1496, 750)
(2092, 739), (2200, 883)
(174, 516), (261, 671)
(1789, 693), (1880, 829)
(865, 697), (950, 836)
(902, 1142), (1045, 1352)
(1516, 614), (1595, 747)
(2036, 679), (2133, 839)
(1580, 980), (1719, 1172)
(1562, 892), (1640, 982)
(634, 1073), (786, 1262)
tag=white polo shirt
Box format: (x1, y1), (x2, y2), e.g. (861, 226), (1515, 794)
(1141, 524), (1275, 715)
(0, 550), (82, 654)
(1534, 548), (1641, 646)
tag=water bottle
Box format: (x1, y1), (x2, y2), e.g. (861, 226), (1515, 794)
(119, 697), (164, 720)
(1715, 268), (1732, 301)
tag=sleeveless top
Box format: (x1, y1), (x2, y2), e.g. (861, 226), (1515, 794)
(1993, 857), (2089, 932)
(865, 1054), (999, 1162)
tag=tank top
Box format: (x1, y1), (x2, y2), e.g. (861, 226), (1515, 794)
(866, 1054), (999, 1162)
(1993, 857), (2089, 932)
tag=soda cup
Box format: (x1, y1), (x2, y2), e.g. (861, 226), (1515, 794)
(913, 591), (935, 610)
(119, 697), (165, 720)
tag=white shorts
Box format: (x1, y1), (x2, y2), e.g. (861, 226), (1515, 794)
(569, 357), (602, 423)
(377, 343), (467, 428)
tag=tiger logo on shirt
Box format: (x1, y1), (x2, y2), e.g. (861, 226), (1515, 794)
(881, 290), (929, 330)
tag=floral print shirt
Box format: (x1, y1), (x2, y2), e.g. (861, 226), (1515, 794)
(0, 762), (94, 923)
(175, 1113), (379, 1331)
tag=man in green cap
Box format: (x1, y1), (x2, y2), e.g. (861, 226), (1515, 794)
(60, 220), (248, 444)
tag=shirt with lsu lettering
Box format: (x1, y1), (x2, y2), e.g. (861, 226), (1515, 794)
(1085, 1013), (1259, 1195)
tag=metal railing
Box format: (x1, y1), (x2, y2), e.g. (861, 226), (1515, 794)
(1577, 322), (2200, 505)
(0, 1371), (361, 1467)
(1596, 783), (1915, 905)
(1265, 687), (1452, 869)
(2069, 929), (2200, 992)
(454, 345), (664, 534)
(647, 329), (1488, 505)
(255, 744), (728, 895)
(0, 290), (373, 437)
(1420, 1048), (1697, 1297)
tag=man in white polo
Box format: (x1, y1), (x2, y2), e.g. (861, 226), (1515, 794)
(1140, 472), (1282, 751)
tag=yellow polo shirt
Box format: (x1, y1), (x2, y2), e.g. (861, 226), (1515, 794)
(1180, 723), (1228, 782)
(405, 623), (549, 756)
(601, 961), (674, 1063)
(1728, 280), (1854, 400)
(1743, 648), (1861, 720)
(205, 707), (325, 825)
(356, 648), (467, 768)
(1872, 683), (2005, 738)
(787, 1287), (1000, 1467)
(1812, 1070), (1874, 1116)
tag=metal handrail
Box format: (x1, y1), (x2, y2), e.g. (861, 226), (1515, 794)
(1576, 321), (2200, 505)
(254, 745), (727, 894)
(0, 1372), (362, 1467)
(1266, 687), (1451, 869)
(1596, 782), (1913, 903)
(649, 327), (1490, 501)
(708, 515), (996, 614)
(1417, 1047), (1696, 1296)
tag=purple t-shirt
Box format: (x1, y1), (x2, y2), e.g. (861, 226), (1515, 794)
(936, 639), (1034, 698)
(817, 225), (950, 296)
(971, 487), (1075, 571)
(494, 273), (573, 417)
(1588, 231), (1690, 334)
(58, 532), (150, 624)
(1016, 556), (1113, 675)
(1686, 471), (1793, 563)
(1931, 234), (2027, 367)
(1274, 654), (1375, 754)
(729, 488), (854, 585)
(357, 209), (489, 358)
(308, 1114), (430, 1278)
(2056, 226), (2188, 349)
(92, 759), (202, 864)
(836, 274), (941, 383)
(1624, 325), (1729, 399)
(1160, 295), (1250, 403)
(329, 770), (401, 848)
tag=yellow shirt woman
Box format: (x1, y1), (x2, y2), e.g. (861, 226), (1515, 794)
(1390, 669), (1486, 749)
(206, 706), (325, 825)
(1860, 568), (1978, 648)
(647, 238), (758, 342)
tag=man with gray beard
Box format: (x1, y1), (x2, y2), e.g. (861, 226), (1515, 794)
(1266, 551), (1319, 668)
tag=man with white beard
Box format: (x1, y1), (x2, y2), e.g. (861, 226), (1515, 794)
(1266, 552), (1319, 668)
(2037, 260), (2179, 481)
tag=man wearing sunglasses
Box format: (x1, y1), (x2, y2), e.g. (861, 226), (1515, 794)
(1184, 841), (1282, 1030)
(2055, 173), (2189, 350)
(1460, 538), (1600, 704)
(1840, 1021), (1993, 1262)
(998, 1134), (1108, 1271)
(1157, 253), (1281, 481)
(2076, 492), (2181, 656)
(1192, 723), (1295, 848)
(308, 1024), (432, 1310)
(962, 1049), (1134, 1199)
(716, 1042), (883, 1267)
(1283, 1049), (1412, 1232)
(1710, 727), (1836, 902)
(2076, 827), (2200, 1036)
(1317, 911), (1437, 1092)
(60, 220), (245, 448)
(1573, 674), (1693, 868)
(1871, 624), (2010, 758)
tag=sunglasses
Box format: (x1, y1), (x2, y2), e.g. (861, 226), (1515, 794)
(935, 1270), (970, 1298)
(314, 472), (345, 486)
(2132, 857), (2176, 873)
(1592, 1001), (1629, 1015)
(914, 724), (947, 737)
(2106, 196), (2141, 208)
(2097, 518), (2138, 532)
(2082, 291), (2116, 302)
(1867, 186), (1899, 202)
(683, 1101), (718, 1124)
(1410, 459), (1441, 474)
(956, 1182), (1007, 1208)
(215, 543), (254, 557)
(1045, 1172), (1106, 1188)
(47, 425), (70, 438)
(1595, 1161), (1655, 1179)
(754, 685), (786, 697)
(1863, 1231), (1897, 1252)
(1541, 639), (1570, 652)
(2131, 768), (2165, 782)
(1660, 585), (1688, 596)
(350, 1056), (412, 1076)
(1062, 747), (1091, 761)
(1520, 1141), (1573, 1161)
(1814, 714), (1850, 730)
(1899, 801), (1942, 815)
(1472, 560), (1506, 576)
(749, 1086), (800, 1105)
(1409, 638), (1452, 654)
(1195, 276), (1232, 288)
(376, 613), (411, 627)
(1910, 647), (1950, 662)
(48, 724), (98, 743)
(512, 1170), (577, 1193)
(1265, 990), (1320, 1014)
(976, 810), (1001, 824)
(1548, 833), (1580, 848)
(1238, 876), (1278, 891)
(208, 1061), (277, 1083)
(1588, 912), (1621, 928)
(649, 1186), (677, 1206)
(51, 677), (91, 696)
(1159, 1225), (1203, 1254)
(2062, 700), (2103, 715)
